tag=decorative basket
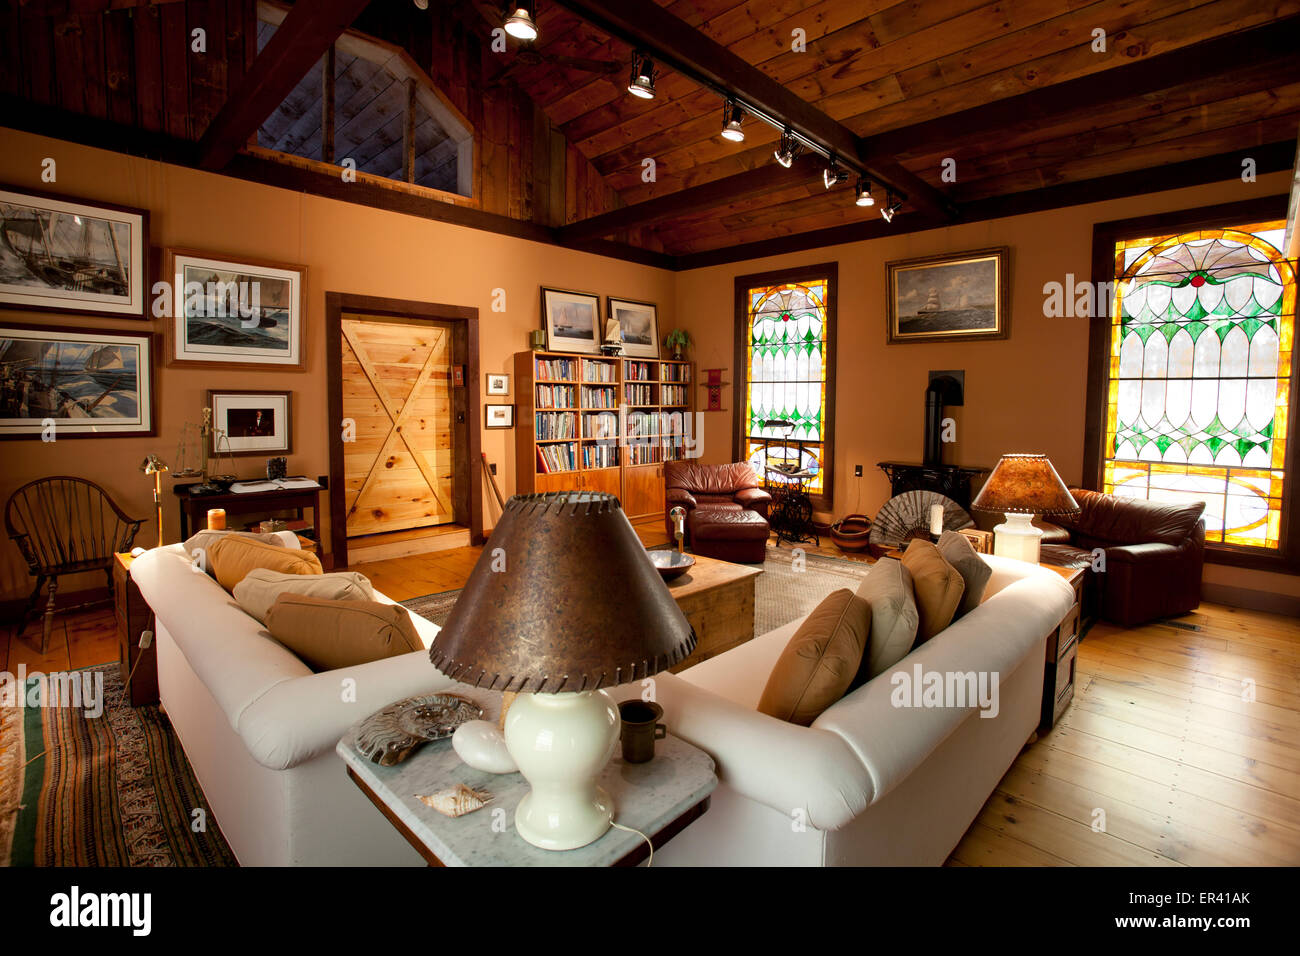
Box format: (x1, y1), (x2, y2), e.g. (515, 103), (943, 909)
(829, 513), (872, 552)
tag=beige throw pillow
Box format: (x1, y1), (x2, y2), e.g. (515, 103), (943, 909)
(265, 595), (424, 672)
(234, 568), (376, 624)
(207, 535), (322, 593)
(936, 531), (992, 619)
(757, 589), (870, 726)
(183, 530), (296, 579)
(900, 539), (965, 644)
(855, 558), (919, 682)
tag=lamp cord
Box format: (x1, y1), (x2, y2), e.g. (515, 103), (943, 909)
(610, 820), (653, 867)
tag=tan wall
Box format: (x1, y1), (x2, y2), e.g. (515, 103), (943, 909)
(673, 171), (1300, 601)
(0, 130), (675, 600)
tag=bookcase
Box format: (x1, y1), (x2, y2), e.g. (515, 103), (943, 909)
(515, 350), (693, 518)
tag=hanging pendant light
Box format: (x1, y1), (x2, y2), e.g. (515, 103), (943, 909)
(720, 100), (745, 142)
(503, 3), (538, 41)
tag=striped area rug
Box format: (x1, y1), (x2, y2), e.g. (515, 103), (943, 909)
(0, 664), (236, 867)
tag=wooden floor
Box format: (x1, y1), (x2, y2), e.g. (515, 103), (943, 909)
(5, 518), (1297, 866)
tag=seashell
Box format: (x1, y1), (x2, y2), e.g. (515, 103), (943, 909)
(453, 720), (518, 774)
(417, 784), (492, 817)
(356, 693), (484, 766)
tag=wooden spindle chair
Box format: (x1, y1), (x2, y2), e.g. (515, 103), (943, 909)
(5, 476), (144, 654)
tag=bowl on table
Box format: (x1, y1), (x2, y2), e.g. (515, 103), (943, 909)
(648, 549), (695, 581)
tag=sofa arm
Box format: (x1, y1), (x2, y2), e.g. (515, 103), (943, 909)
(734, 487), (772, 517)
(666, 488), (697, 510)
(1100, 539), (1201, 626)
(1036, 520), (1071, 544)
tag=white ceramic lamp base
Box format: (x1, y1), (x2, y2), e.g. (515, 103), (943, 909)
(503, 689), (620, 851)
(992, 512), (1043, 564)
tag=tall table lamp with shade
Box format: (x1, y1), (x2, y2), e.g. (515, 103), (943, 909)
(971, 453), (1080, 564)
(429, 491), (697, 852)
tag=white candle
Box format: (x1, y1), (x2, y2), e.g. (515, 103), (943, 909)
(929, 503), (944, 536)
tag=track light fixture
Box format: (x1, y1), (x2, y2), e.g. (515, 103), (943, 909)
(720, 101), (746, 142)
(822, 157), (849, 189)
(503, 3), (538, 41)
(627, 52), (656, 99)
(773, 128), (800, 168)
(881, 191), (902, 222)
(855, 178), (874, 207)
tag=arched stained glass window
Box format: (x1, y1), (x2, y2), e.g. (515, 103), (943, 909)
(1103, 221), (1295, 550)
(741, 276), (832, 496)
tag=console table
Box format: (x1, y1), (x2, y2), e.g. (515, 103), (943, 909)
(173, 483), (322, 540)
(877, 461), (990, 510)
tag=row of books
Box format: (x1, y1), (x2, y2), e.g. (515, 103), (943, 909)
(661, 385), (689, 406)
(535, 411), (577, 440)
(583, 444), (619, 469)
(661, 364), (691, 383)
(623, 360), (656, 381)
(624, 383), (655, 406)
(536, 358), (578, 381)
(583, 412), (619, 440)
(536, 442), (578, 474)
(624, 410), (691, 437)
(581, 385), (617, 408)
(535, 384), (577, 408)
(582, 362), (617, 382)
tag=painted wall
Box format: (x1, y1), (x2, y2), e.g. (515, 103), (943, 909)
(673, 170), (1300, 602)
(0, 129), (676, 601)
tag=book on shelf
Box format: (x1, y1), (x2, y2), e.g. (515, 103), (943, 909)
(536, 442), (577, 474)
(536, 357), (576, 380)
(624, 360), (655, 381)
(580, 385), (617, 408)
(661, 385), (688, 405)
(583, 411), (619, 440)
(583, 443), (619, 469)
(624, 383), (654, 405)
(228, 476), (320, 494)
(536, 384), (576, 408)
(535, 411), (577, 440)
(582, 362), (616, 383)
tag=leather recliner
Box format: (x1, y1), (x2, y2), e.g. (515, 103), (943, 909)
(663, 460), (772, 542)
(1039, 488), (1205, 628)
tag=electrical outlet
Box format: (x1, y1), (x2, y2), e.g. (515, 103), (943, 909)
(854, 464), (863, 477)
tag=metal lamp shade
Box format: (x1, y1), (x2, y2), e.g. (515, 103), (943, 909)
(430, 492), (696, 693)
(971, 453), (1079, 516)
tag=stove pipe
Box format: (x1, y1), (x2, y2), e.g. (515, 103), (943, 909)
(924, 375), (963, 466)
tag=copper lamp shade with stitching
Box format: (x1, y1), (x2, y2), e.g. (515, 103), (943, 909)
(971, 453), (1079, 516)
(429, 491), (697, 693)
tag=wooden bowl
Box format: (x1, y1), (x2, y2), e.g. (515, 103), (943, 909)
(829, 514), (872, 553)
(648, 549), (695, 581)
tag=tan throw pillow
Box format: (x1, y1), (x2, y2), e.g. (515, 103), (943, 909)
(855, 557), (919, 682)
(901, 539), (965, 644)
(184, 530), (296, 578)
(265, 594), (424, 672)
(234, 568), (375, 625)
(757, 589), (870, 726)
(936, 530), (992, 619)
(208, 534), (322, 593)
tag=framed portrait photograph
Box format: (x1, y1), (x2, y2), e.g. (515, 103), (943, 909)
(0, 185), (148, 318)
(885, 247), (1010, 344)
(607, 297), (660, 359)
(0, 324), (155, 438)
(208, 389), (292, 456)
(486, 373), (510, 395)
(485, 404), (514, 429)
(165, 249), (305, 369)
(541, 287), (600, 354)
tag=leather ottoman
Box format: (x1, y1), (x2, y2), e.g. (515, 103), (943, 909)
(689, 508), (769, 564)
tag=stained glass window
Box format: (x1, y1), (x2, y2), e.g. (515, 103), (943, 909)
(1104, 221), (1295, 550)
(742, 278), (831, 495)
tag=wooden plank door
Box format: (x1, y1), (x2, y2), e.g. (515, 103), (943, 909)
(341, 315), (454, 537)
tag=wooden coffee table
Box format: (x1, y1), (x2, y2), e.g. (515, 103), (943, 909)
(661, 553), (762, 673)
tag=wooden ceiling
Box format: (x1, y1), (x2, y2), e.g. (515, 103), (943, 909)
(2, 0), (1298, 268)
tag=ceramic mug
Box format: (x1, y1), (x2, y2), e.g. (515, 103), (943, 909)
(619, 700), (667, 764)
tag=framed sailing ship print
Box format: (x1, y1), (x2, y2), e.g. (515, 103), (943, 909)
(0, 185), (149, 318)
(0, 324), (156, 438)
(885, 247), (1010, 344)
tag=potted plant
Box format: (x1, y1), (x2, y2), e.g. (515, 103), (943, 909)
(663, 329), (691, 360)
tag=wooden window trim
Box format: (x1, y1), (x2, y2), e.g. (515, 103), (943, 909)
(732, 262), (838, 512)
(1085, 194), (1300, 574)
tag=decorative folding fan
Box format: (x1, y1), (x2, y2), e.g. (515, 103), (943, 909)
(868, 490), (974, 557)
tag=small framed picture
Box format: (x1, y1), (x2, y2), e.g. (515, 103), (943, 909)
(485, 404), (514, 429)
(541, 287), (601, 354)
(486, 373), (510, 395)
(607, 297), (660, 359)
(208, 389), (292, 455)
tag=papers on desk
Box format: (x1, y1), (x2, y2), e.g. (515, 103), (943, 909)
(228, 477), (321, 494)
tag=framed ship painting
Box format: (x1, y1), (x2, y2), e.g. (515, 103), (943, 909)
(885, 247), (1010, 344)
(0, 186), (148, 318)
(0, 324), (156, 438)
(541, 287), (600, 354)
(606, 297), (660, 359)
(164, 248), (305, 369)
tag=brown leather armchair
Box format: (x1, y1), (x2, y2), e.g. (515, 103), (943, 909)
(663, 461), (772, 542)
(1040, 488), (1205, 628)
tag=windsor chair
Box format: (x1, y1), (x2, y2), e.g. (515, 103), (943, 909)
(5, 476), (144, 654)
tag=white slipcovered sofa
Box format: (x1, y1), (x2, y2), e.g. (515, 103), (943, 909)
(131, 542), (1071, 867)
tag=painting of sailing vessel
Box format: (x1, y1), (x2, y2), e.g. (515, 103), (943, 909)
(164, 249), (304, 368)
(0, 325), (154, 437)
(607, 297), (660, 358)
(541, 287), (600, 354)
(886, 247), (1010, 344)
(0, 187), (147, 317)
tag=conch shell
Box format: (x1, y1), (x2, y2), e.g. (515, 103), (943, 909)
(417, 784), (492, 817)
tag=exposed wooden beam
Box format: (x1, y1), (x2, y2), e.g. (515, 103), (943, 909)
(197, 0), (371, 171)
(547, 0), (957, 220)
(321, 43), (335, 164)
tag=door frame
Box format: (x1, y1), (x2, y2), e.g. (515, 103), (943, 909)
(325, 291), (483, 568)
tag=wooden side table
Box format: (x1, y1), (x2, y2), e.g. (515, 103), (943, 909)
(662, 554), (761, 673)
(173, 483), (322, 540)
(113, 553), (158, 707)
(1039, 564), (1084, 733)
